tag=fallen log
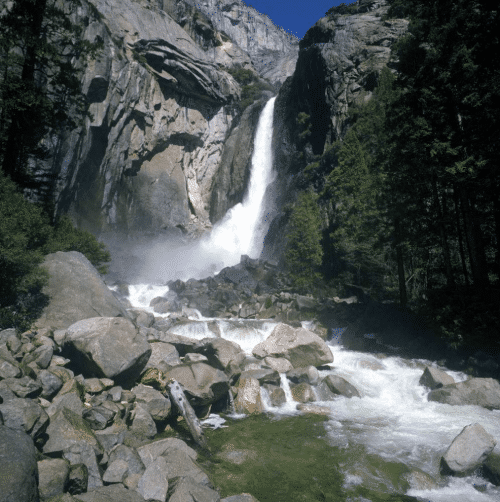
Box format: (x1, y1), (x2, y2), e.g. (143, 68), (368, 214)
(166, 379), (209, 451)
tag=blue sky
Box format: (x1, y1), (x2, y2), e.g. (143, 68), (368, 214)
(246, 0), (346, 39)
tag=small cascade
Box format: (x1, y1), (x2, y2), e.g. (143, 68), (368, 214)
(279, 373), (297, 412)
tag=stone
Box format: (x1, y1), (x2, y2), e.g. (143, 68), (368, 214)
(43, 407), (102, 456)
(167, 476), (220, 502)
(37, 458), (70, 500)
(263, 356), (293, 373)
(483, 453), (500, 486)
(137, 438), (198, 468)
(47, 391), (85, 418)
(68, 463), (88, 495)
(131, 384), (172, 423)
(63, 441), (103, 490)
(137, 457), (169, 501)
(322, 375), (360, 398)
(36, 252), (130, 330)
(38, 369), (64, 399)
(221, 495), (260, 502)
(164, 362), (230, 407)
(290, 382), (316, 403)
(419, 366), (455, 390)
(129, 403), (157, 439)
(262, 384), (286, 407)
(74, 484), (146, 502)
(163, 449), (210, 486)
(23, 344), (53, 369)
(0, 376), (42, 398)
(234, 377), (264, 414)
(286, 366), (320, 385)
(296, 404), (332, 416)
(428, 378), (500, 409)
(63, 317), (151, 385)
(84, 378), (106, 394)
(238, 369), (281, 386)
(440, 423), (496, 476)
(144, 342), (182, 372)
(108, 444), (145, 478)
(252, 323), (333, 368)
(0, 355), (22, 379)
(102, 459), (129, 483)
(83, 406), (116, 430)
(195, 337), (246, 375)
(0, 397), (49, 439)
(184, 353), (209, 363)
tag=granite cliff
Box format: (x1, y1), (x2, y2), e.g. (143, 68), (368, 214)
(263, 0), (408, 261)
(47, 0), (297, 238)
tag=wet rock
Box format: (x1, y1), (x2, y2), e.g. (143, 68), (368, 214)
(263, 356), (293, 373)
(440, 423), (496, 476)
(234, 377), (264, 414)
(290, 382), (315, 403)
(286, 366), (319, 385)
(296, 404), (331, 416)
(239, 369), (280, 386)
(37, 251), (130, 330)
(482, 452), (500, 486)
(167, 476), (220, 502)
(262, 384), (286, 407)
(37, 458), (70, 500)
(252, 323), (333, 368)
(0, 397), (49, 439)
(428, 378), (500, 409)
(164, 362), (229, 407)
(403, 469), (439, 490)
(144, 342), (182, 372)
(137, 456), (169, 501)
(63, 317), (151, 386)
(0, 425), (39, 502)
(195, 338), (246, 376)
(322, 374), (360, 398)
(419, 366), (455, 390)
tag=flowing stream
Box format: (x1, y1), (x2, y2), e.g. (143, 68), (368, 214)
(118, 97), (500, 501)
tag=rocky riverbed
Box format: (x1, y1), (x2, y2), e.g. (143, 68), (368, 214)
(1, 251), (500, 502)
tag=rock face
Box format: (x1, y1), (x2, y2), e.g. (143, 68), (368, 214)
(0, 425), (39, 502)
(440, 423), (496, 476)
(419, 366), (455, 390)
(428, 378), (500, 410)
(38, 0), (295, 238)
(36, 252), (130, 330)
(252, 323), (333, 368)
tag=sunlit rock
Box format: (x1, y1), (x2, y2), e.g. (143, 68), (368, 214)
(440, 423), (496, 476)
(234, 377), (264, 414)
(419, 366), (455, 390)
(428, 378), (500, 409)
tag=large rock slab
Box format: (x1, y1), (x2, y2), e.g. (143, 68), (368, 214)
(428, 378), (500, 409)
(0, 425), (39, 502)
(38, 458), (70, 500)
(164, 362), (229, 407)
(167, 476), (220, 502)
(0, 397), (49, 439)
(36, 252), (130, 330)
(63, 317), (151, 385)
(252, 323), (333, 368)
(137, 457), (169, 502)
(440, 423), (496, 475)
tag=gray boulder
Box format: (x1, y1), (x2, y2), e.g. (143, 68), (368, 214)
(252, 323), (333, 368)
(38, 369), (64, 399)
(129, 403), (158, 439)
(167, 476), (220, 502)
(37, 458), (70, 501)
(131, 384), (172, 423)
(75, 484), (146, 501)
(0, 375), (41, 398)
(221, 495), (260, 502)
(419, 366), (455, 390)
(37, 251), (129, 330)
(144, 342), (182, 372)
(286, 366), (320, 385)
(0, 425), (39, 502)
(440, 423), (496, 476)
(137, 456), (169, 501)
(63, 317), (151, 385)
(0, 397), (49, 439)
(195, 337), (246, 376)
(164, 362), (229, 407)
(428, 378), (500, 409)
(163, 448), (211, 486)
(63, 442), (103, 490)
(239, 369), (280, 386)
(137, 438), (198, 467)
(290, 382), (316, 403)
(234, 377), (264, 415)
(322, 375), (360, 399)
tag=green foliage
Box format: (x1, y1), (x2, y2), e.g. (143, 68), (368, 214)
(44, 215), (111, 274)
(284, 190), (324, 292)
(226, 66), (273, 112)
(326, 2), (358, 17)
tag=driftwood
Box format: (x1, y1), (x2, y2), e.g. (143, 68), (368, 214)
(166, 379), (209, 450)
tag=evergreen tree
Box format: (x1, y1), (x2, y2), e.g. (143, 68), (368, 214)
(284, 190), (324, 292)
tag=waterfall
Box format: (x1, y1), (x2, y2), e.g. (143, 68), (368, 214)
(198, 96), (277, 268)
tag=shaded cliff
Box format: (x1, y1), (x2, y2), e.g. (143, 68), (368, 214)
(45, 0), (296, 237)
(263, 0), (408, 262)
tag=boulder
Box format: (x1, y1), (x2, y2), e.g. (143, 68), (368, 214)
(252, 323), (333, 368)
(36, 251), (130, 330)
(163, 448), (211, 486)
(290, 382), (315, 403)
(83, 406), (116, 430)
(263, 356), (293, 373)
(239, 369), (280, 386)
(0, 397), (49, 439)
(428, 378), (500, 409)
(107, 444), (145, 480)
(286, 366), (319, 385)
(167, 476), (220, 502)
(221, 495), (260, 502)
(195, 337), (246, 375)
(131, 384), (172, 423)
(296, 404), (332, 416)
(262, 384), (286, 407)
(63, 441), (103, 490)
(63, 317), (151, 385)
(137, 438), (198, 468)
(0, 425), (39, 502)
(68, 463), (89, 494)
(75, 484), (147, 501)
(164, 363), (229, 407)
(129, 403), (158, 439)
(419, 366), (455, 390)
(0, 376), (42, 398)
(37, 458), (70, 500)
(322, 375), (360, 398)
(37, 369), (64, 399)
(482, 452), (500, 486)
(440, 423), (496, 475)
(234, 377), (264, 414)
(144, 342), (182, 372)
(137, 456), (169, 502)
